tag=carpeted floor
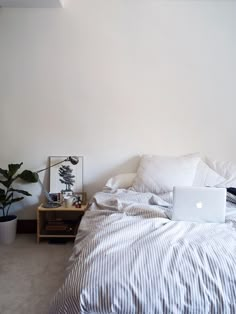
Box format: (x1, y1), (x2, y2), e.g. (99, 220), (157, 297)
(0, 234), (73, 314)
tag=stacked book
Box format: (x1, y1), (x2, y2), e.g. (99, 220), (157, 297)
(45, 218), (71, 232)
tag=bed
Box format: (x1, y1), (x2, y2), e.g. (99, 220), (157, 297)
(49, 154), (236, 314)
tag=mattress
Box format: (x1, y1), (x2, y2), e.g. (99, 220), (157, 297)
(50, 189), (236, 313)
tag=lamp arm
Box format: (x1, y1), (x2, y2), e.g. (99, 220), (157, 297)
(37, 159), (67, 174)
(38, 178), (54, 203)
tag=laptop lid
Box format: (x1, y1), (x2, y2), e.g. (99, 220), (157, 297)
(172, 186), (226, 223)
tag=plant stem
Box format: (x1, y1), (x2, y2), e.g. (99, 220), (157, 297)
(5, 186), (11, 217)
(6, 202), (12, 216)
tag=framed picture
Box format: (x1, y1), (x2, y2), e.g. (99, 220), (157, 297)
(74, 192), (87, 205)
(48, 192), (61, 203)
(49, 156), (83, 194)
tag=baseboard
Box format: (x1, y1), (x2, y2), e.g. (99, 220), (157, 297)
(17, 220), (37, 234)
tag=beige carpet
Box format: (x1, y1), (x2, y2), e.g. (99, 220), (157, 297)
(0, 234), (73, 314)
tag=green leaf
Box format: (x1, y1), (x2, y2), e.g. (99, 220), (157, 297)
(5, 192), (13, 202)
(9, 188), (32, 196)
(0, 188), (5, 195)
(8, 163), (23, 177)
(18, 171), (39, 183)
(0, 179), (12, 188)
(0, 194), (6, 202)
(0, 168), (9, 178)
(5, 197), (24, 206)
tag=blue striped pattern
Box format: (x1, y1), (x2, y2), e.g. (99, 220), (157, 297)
(50, 190), (236, 314)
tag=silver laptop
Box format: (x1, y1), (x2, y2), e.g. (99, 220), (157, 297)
(172, 186), (226, 223)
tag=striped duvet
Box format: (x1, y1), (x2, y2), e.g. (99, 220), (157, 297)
(50, 189), (236, 314)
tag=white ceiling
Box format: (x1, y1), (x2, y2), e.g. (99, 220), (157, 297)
(0, 0), (65, 8)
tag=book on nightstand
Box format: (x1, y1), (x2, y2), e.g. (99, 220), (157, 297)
(45, 224), (68, 231)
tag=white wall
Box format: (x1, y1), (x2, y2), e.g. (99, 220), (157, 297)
(0, 0), (235, 218)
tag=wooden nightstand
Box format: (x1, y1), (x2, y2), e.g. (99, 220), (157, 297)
(37, 204), (87, 243)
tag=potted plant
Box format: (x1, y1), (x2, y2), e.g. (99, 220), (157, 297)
(0, 163), (38, 244)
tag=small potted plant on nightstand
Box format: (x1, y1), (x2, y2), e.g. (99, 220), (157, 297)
(0, 163), (38, 244)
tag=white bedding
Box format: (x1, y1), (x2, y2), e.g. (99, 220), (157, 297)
(50, 189), (236, 314)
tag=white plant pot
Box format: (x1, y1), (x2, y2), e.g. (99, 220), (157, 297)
(0, 215), (17, 245)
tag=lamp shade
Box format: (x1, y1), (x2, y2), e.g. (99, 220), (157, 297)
(68, 156), (79, 165)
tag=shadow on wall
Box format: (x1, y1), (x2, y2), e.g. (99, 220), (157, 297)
(14, 173), (48, 218)
(15, 155), (140, 215)
(84, 155), (140, 198)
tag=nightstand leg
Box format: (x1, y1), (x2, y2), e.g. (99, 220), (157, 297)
(37, 210), (40, 244)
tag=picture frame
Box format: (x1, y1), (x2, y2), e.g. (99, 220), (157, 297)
(49, 156), (83, 194)
(48, 192), (61, 203)
(74, 192), (87, 205)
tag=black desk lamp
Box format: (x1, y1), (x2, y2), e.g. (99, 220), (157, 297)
(37, 156), (79, 208)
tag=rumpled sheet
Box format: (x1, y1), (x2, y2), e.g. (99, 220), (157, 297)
(50, 189), (236, 314)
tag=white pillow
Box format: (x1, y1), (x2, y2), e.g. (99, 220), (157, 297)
(193, 160), (225, 187)
(132, 154), (200, 195)
(206, 157), (236, 180)
(206, 157), (236, 187)
(103, 156), (227, 193)
(104, 173), (136, 190)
